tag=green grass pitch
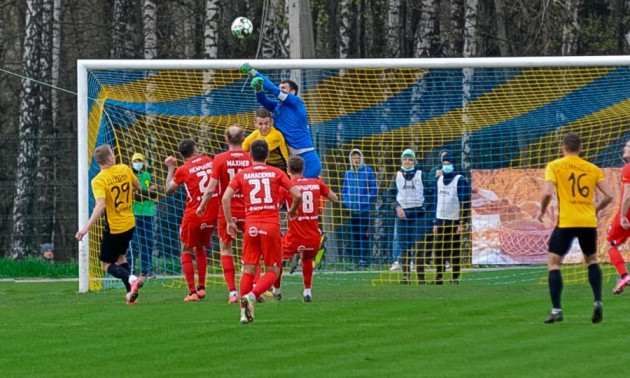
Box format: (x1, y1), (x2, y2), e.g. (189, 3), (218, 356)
(1, 277), (629, 377)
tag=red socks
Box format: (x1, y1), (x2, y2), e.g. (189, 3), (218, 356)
(253, 264), (261, 285)
(251, 271), (278, 297)
(608, 245), (628, 276)
(302, 257), (313, 289)
(240, 272), (255, 297)
(195, 247), (207, 288)
(181, 253), (196, 292)
(221, 255), (236, 292)
(273, 266), (283, 289)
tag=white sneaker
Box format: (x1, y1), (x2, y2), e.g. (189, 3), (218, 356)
(240, 308), (250, 324)
(389, 261), (401, 271)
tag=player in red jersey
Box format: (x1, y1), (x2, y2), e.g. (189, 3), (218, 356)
(197, 125), (253, 303)
(222, 139), (302, 324)
(272, 156), (338, 302)
(165, 138), (219, 302)
(607, 139), (630, 294)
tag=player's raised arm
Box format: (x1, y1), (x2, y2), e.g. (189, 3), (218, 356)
(164, 156), (179, 195)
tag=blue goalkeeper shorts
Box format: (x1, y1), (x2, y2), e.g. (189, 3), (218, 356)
(300, 149), (322, 178)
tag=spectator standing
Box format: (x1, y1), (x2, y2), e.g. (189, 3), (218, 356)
(341, 149), (377, 266)
(432, 153), (470, 285)
(389, 149), (428, 284)
(130, 152), (157, 278)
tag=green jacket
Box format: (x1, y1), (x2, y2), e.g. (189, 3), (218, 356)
(132, 170), (156, 217)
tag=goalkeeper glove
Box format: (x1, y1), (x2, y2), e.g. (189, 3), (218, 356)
(240, 63), (258, 77)
(251, 77), (263, 92)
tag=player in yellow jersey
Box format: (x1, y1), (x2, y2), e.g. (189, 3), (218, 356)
(243, 108), (289, 172)
(536, 132), (613, 324)
(75, 145), (144, 305)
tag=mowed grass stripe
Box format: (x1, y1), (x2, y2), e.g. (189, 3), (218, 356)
(2, 281), (629, 377)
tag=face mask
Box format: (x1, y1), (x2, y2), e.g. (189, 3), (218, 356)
(401, 164), (414, 172)
(442, 164), (454, 174)
(132, 162), (144, 170)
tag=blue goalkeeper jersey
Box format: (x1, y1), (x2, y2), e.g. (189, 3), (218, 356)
(254, 73), (314, 153)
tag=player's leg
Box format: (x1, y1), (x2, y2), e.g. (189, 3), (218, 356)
(607, 224), (630, 293)
(239, 229), (261, 323)
(578, 228), (603, 323)
(195, 245), (207, 299)
(544, 228), (571, 323)
(218, 216), (239, 302)
(301, 151), (322, 179)
(250, 224), (282, 298)
(102, 228), (142, 304)
(302, 250), (316, 301)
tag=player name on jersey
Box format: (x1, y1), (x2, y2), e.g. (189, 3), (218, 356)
(106, 174), (130, 186)
(187, 161), (212, 174)
(227, 159), (250, 167)
(243, 171), (277, 179)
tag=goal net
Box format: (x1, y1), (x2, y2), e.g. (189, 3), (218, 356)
(78, 58), (630, 292)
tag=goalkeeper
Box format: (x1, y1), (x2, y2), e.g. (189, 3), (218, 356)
(241, 63), (322, 178)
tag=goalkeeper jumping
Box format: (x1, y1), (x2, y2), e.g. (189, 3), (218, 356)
(241, 63), (322, 178)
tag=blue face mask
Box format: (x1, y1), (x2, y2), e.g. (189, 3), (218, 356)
(442, 164), (454, 174)
(132, 162), (144, 171)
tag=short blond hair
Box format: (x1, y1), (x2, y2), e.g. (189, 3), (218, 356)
(94, 145), (113, 165)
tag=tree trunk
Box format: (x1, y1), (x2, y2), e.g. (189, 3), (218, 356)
(462, 0), (477, 171)
(111, 0), (137, 58)
(182, 0), (195, 58)
(494, 0), (510, 56)
(261, 0), (277, 58)
(561, 0), (579, 56)
(12, 0), (45, 259)
(339, 0), (353, 58)
(387, 0), (402, 57)
(415, 0), (435, 57)
(143, 0), (157, 59)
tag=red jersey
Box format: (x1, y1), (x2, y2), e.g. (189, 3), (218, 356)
(211, 149), (253, 214)
(228, 163), (294, 224)
(173, 155), (218, 217)
(616, 163), (630, 218)
(284, 177), (331, 240)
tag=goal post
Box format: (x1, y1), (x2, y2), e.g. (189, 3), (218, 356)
(77, 57), (630, 293)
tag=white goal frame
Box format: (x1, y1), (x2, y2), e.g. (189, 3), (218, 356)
(77, 55), (630, 292)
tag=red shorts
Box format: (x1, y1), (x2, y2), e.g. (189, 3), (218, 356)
(282, 234), (320, 260)
(180, 215), (216, 249)
(242, 222), (282, 268)
(607, 215), (630, 245)
(218, 212), (246, 244)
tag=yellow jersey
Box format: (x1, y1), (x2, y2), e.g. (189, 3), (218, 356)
(91, 164), (136, 234)
(243, 126), (289, 171)
(544, 155), (604, 228)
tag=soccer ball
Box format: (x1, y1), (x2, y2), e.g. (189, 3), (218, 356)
(231, 17), (254, 39)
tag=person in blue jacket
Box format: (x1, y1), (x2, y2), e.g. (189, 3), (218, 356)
(241, 63), (322, 178)
(341, 149), (377, 265)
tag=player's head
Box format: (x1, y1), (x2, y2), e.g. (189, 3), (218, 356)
(225, 124), (245, 146)
(288, 156), (305, 176)
(254, 109), (272, 136)
(178, 138), (198, 159)
(623, 139), (630, 162)
(280, 80), (298, 95)
(562, 132), (581, 154)
(250, 139), (269, 163)
(94, 144), (114, 166)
